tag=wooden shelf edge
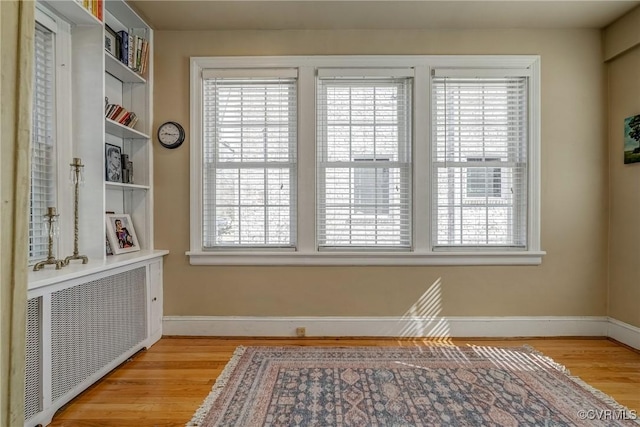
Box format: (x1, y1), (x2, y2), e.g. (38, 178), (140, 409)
(105, 118), (149, 139)
(42, 0), (102, 27)
(105, 182), (151, 190)
(105, 52), (146, 84)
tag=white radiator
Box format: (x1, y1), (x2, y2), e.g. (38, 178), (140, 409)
(50, 267), (146, 402)
(25, 258), (163, 427)
(25, 297), (43, 421)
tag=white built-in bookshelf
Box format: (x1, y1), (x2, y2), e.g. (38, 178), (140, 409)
(26, 1), (167, 426)
(102, 0), (154, 257)
(27, 0), (159, 265)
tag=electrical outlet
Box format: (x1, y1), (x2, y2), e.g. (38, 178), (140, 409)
(296, 327), (306, 337)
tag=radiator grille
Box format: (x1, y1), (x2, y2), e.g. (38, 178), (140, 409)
(25, 297), (43, 420)
(50, 267), (146, 402)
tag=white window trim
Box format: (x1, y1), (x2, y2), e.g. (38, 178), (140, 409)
(189, 55), (545, 266)
(201, 71), (298, 248)
(431, 69), (531, 250)
(316, 71), (413, 249)
(32, 5), (74, 263)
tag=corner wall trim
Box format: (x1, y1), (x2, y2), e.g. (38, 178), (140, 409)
(608, 317), (640, 350)
(163, 316), (609, 339)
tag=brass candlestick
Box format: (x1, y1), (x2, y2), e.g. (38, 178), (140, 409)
(64, 158), (89, 265)
(33, 207), (65, 271)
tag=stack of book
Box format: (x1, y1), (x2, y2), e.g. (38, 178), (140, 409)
(76, 0), (102, 21)
(106, 26), (150, 76)
(105, 103), (138, 128)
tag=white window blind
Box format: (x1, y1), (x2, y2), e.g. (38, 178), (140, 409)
(202, 73), (297, 248)
(432, 73), (528, 248)
(29, 22), (57, 262)
(317, 75), (412, 249)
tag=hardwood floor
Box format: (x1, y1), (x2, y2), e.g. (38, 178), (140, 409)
(48, 337), (640, 427)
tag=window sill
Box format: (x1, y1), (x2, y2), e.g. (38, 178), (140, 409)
(186, 250), (545, 266)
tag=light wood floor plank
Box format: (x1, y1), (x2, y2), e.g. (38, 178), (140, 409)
(48, 337), (640, 426)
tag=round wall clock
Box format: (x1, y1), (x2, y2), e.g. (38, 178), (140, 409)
(157, 121), (185, 149)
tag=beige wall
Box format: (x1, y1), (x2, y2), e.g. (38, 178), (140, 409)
(605, 12), (640, 328)
(154, 29), (608, 318)
(603, 5), (640, 61)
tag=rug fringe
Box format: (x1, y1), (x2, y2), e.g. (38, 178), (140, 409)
(565, 373), (640, 425)
(186, 345), (247, 427)
(520, 344), (572, 375)
(521, 344), (640, 425)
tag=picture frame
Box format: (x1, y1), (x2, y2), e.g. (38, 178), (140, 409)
(105, 235), (113, 256)
(105, 143), (122, 182)
(624, 114), (640, 164)
(105, 214), (140, 255)
(104, 25), (118, 58)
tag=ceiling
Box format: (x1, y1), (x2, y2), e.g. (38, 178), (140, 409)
(127, 0), (640, 31)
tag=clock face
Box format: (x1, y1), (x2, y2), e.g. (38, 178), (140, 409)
(158, 121), (185, 148)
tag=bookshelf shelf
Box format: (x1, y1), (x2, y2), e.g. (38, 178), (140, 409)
(42, 0), (101, 26)
(105, 118), (149, 139)
(102, 0), (154, 260)
(105, 51), (146, 84)
(104, 0), (148, 28)
(105, 182), (150, 191)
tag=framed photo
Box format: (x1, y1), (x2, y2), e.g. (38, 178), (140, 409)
(105, 214), (140, 254)
(624, 114), (640, 164)
(106, 235), (113, 256)
(104, 25), (118, 57)
(105, 143), (122, 182)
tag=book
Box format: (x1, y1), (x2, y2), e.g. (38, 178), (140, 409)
(140, 40), (149, 75)
(117, 30), (128, 65)
(113, 108), (129, 123)
(136, 36), (143, 71)
(128, 28), (148, 73)
(104, 103), (138, 128)
(123, 112), (137, 127)
(118, 112), (131, 124)
(128, 115), (139, 128)
(128, 34), (134, 68)
(105, 103), (117, 117)
(106, 104), (118, 118)
(107, 105), (123, 120)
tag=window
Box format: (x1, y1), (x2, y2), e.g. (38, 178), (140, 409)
(29, 20), (57, 262)
(316, 73), (412, 249)
(432, 72), (528, 248)
(466, 158), (502, 198)
(354, 159), (390, 215)
(28, 8), (72, 266)
(201, 70), (297, 248)
(190, 56), (542, 265)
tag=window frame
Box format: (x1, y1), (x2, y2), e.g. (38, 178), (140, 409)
(29, 6), (73, 265)
(189, 56), (544, 265)
(431, 72), (531, 250)
(316, 72), (413, 250)
(200, 72), (298, 249)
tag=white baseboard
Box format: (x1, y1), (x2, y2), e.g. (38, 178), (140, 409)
(608, 317), (640, 350)
(163, 315), (609, 339)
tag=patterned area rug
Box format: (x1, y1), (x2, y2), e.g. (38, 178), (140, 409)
(187, 345), (639, 427)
